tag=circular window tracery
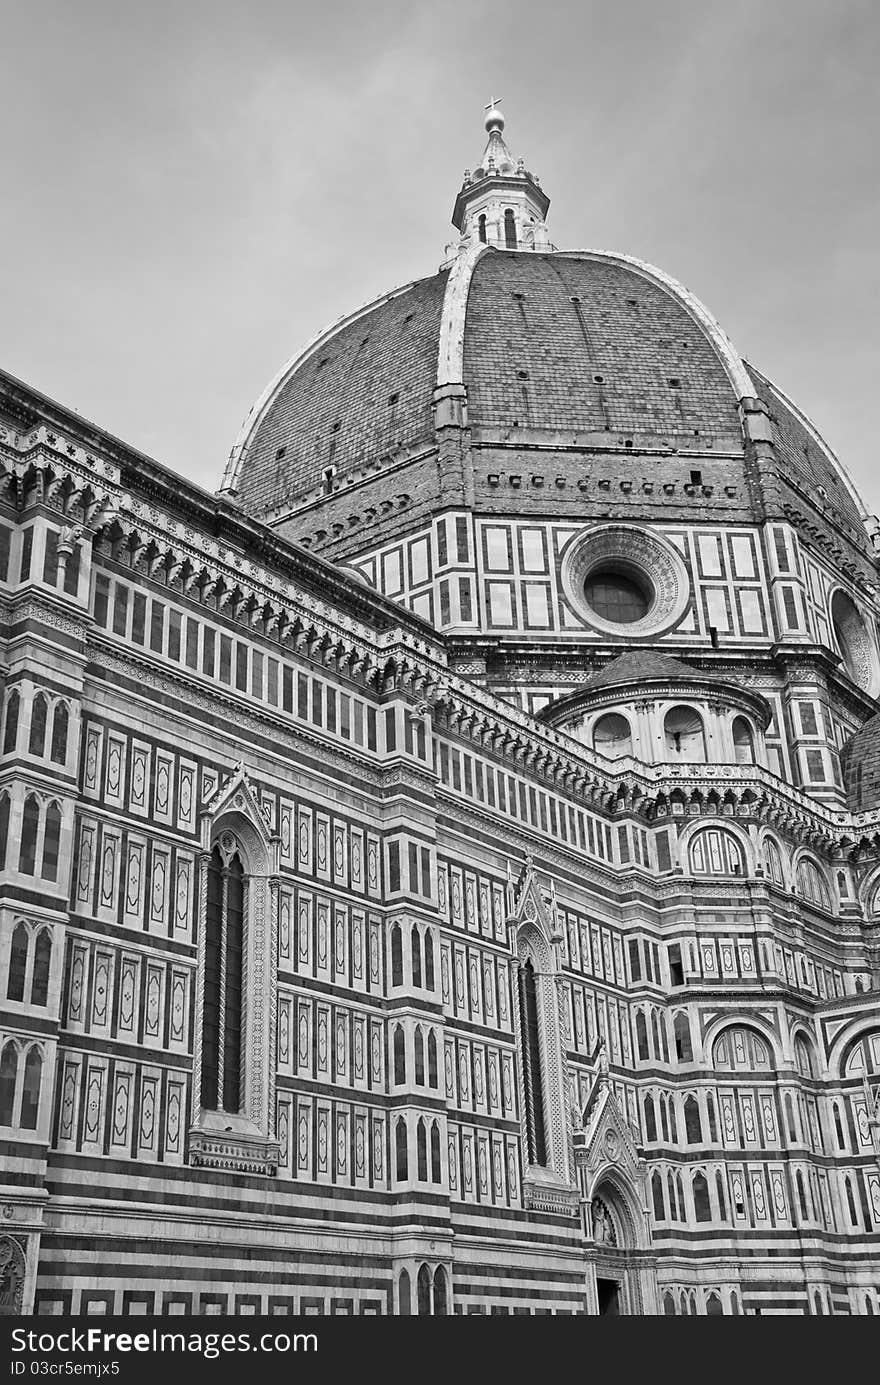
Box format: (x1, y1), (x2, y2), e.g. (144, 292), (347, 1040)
(561, 524), (690, 637)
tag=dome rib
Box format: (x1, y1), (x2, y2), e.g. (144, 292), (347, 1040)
(558, 249), (756, 402)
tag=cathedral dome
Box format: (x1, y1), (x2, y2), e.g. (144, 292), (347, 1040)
(224, 247), (867, 552)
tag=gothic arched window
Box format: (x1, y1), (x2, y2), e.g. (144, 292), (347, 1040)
(0, 793), (9, 871)
(684, 1095), (702, 1143)
(393, 1026), (406, 1085)
(706, 1091), (718, 1142)
(398, 1269), (411, 1315)
(417, 1118), (428, 1180)
(2, 690), (19, 755)
(433, 1266), (448, 1314)
(20, 1046), (42, 1129)
(674, 1012), (693, 1062)
(201, 843), (245, 1114)
(50, 702), (69, 764)
(28, 694), (48, 757)
(636, 1011), (649, 1062)
(715, 1170), (727, 1220)
(19, 795), (40, 875)
(42, 803), (62, 882)
(414, 1027), (425, 1085)
(424, 933), (435, 990)
(395, 1118), (408, 1180)
(417, 1263), (431, 1315)
(427, 1031), (438, 1088)
(391, 924), (403, 987)
(412, 927), (422, 987)
(0, 1042), (18, 1124)
(430, 1121), (441, 1182)
(31, 930), (51, 1006)
(651, 1171), (665, 1220)
(643, 1093), (657, 1142)
(692, 1171), (711, 1222)
(7, 924), (28, 1002)
(517, 957), (547, 1166)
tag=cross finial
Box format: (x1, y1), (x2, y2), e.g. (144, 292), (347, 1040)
(484, 96), (503, 113)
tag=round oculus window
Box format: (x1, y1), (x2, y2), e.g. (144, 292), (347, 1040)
(560, 524), (691, 638)
(583, 564), (652, 625)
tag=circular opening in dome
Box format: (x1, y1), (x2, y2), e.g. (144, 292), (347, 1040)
(583, 563), (653, 625)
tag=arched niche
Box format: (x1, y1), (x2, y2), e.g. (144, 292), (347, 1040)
(830, 588), (880, 696)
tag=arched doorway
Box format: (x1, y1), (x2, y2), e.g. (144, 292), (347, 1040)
(588, 1180), (655, 1315)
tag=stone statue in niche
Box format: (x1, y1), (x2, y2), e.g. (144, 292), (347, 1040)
(592, 1199), (616, 1247)
(0, 1235), (25, 1315)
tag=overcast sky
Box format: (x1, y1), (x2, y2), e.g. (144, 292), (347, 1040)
(2, 0), (878, 515)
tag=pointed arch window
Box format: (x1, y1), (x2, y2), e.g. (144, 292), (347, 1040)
(412, 927), (422, 987)
(391, 924), (403, 987)
(0, 1042), (18, 1124)
(2, 690), (19, 755)
(651, 1171), (665, 1220)
(414, 1027), (425, 1084)
(417, 1264), (431, 1315)
(715, 1170), (727, 1220)
(674, 1012), (693, 1062)
(398, 1269), (411, 1315)
(433, 1265), (448, 1314)
(424, 933), (435, 991)
(28, 694), (48, 757)
(19, 795), (40, 875)
(31, 930), (51, 1006)
(692, 1171), (711, 1222)
(393, 1026), (406, 1085)
(430, 1121), (441, 1182)
(42, 803), (62, 882)
(0, 792), (9, 871)
(643, 1093), (657, 1142)
(417, 1118), (428, 1180)
(684, 1095), (702, 1143)
(636, 1011), (649, 1062)
(50, 702), (69, 764)
(20, 1046), (42, 1129)
(395, 1118), (408, 1180)
(201, 843), (244, 1114)
(7, 924), (28, 1002)
(427, 1030), (438, 1088)
(517, 957), (547, 1166)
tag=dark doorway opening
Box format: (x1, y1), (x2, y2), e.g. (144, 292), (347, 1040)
(597, 1278), (621, 1316)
